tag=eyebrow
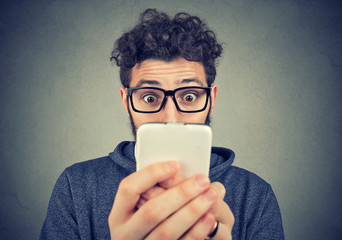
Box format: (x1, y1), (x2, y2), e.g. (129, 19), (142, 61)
(180, 78), (204, 86)
(136, 80), (161, 87)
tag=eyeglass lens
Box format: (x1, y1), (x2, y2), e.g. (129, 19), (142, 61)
(131, 88), (208, 112)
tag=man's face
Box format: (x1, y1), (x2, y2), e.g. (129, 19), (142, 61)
(120, 58), (217, 136)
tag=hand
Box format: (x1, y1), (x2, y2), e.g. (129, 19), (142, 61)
(139, 176), (235, 239)
(108, 161), (219, 239)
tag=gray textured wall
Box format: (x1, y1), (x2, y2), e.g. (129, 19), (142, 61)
(1, 0), (341, 239)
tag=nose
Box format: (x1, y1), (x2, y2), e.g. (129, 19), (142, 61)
(160, 97), (179, 122)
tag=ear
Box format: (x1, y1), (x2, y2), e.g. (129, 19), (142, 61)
(120, 87), (130, 116)
(209, 84), (217, 115)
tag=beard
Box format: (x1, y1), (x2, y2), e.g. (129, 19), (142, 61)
(127, 107), (212, 140)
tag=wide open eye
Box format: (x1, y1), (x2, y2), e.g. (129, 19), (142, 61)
(175, 87), (208, 112)
(182, 92), (197, 103)
(142, 94), (157, 104)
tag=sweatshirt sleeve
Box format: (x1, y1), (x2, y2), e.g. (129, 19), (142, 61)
(40, 170), (81, 240)
(247, 185), (285, 240)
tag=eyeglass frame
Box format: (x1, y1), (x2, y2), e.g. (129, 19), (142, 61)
(126, 86), (212, 113)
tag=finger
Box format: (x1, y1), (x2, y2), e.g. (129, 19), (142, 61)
(142, 175), (186, 201)
(211, 221), (232, 240)
(209, 197), (234, 225)
(142, 185), (166, 200)
(145, 188), (218, 240)
(180, 212), (216, 240)
(206, 198), (234, 240)
(159, 175), (186, 189)
(210, 182), (226, 200)
(208, 182), (233, 224)
(109, 161), (180, 222)
(141, 181), (222, 204)
(136, 196), (147, 209)
(206, 183), (234, 239)
(130, 174), (212, 238)
(137, 186), (166, 209)
(140, 176), (187, 208)
(141, 175), (188, 206)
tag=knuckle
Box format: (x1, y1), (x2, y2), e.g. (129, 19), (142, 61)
(212, 182), (226, 198)
(191, 234), (203, 240)
(115, 232), (130, 240)
(108, 213), (114, 225)
(117, 177), (133, 195)
(230, 211), (235, 225)
(148, 163), (160, 174)
(177, 183), (193, 200)
(140, 203), (161, 224)
(188, 200), (203, 216)
(185, 231), (203, 240)
(155, 228), (175, 240)
(109, 226), (132, 240)
(148, 162), (166, 176)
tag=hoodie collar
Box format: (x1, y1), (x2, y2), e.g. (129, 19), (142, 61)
(109, 141), (136, 174)
(209, 146), (235, 180)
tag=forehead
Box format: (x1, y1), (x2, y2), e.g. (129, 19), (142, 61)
(130, 58), (206, 87)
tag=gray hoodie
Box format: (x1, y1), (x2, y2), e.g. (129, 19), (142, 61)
(40, 141), (284, 239)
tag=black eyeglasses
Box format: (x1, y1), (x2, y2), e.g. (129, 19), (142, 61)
(127, 86), (211, 113)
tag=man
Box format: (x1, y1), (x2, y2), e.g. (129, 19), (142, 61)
(40, 9), (284, 239)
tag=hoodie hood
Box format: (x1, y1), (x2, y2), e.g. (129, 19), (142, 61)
(109, 141), (235, 179)
(209, 146), (235, 180)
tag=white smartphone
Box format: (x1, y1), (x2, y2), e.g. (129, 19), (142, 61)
(135, 122), (212, 178)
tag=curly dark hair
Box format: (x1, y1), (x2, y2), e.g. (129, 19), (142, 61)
(110, 8), (223, 87)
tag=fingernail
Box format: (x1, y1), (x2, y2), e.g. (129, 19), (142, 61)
(195, 175), (210, 188)
(204, 189), (217, 202)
